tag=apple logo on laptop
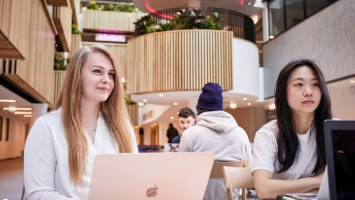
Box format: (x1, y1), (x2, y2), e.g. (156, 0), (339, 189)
(146, 184), (158, 197)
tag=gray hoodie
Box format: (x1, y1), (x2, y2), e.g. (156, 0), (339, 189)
(179, 111), (252, 200)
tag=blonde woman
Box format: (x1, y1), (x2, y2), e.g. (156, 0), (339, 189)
(24, 45), (138, 199)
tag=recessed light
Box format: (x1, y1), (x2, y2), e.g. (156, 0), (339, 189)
(351, 80), (355, 83)
(14, 111), (32, 115)
(247, 103), (251, 106)
(159, 94), (164, 97)
(0, 99), (16, 103)
(269, 36), (274, 39)
(174, 102), (178, 105)
(259, 50), (262, 53)
(143, 99), (147, 102)
(170, 116), (174, 119)
(243, 98), (247, 100)
(177, 112), (179, 114)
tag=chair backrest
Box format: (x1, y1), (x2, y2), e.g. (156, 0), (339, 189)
(210, 159), (248, 178)
(223, 166), (254, 200)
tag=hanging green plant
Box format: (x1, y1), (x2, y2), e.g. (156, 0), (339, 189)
(204, 12), (222, 30)
(87, 1), (99, 10)
(134, 15), (156, 36)
(54, 55), (67, 71)
(124, 94), (136, 105)
(71, 24), (81, 34)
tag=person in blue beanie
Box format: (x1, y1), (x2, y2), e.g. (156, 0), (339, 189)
(179, 82), (252, 200)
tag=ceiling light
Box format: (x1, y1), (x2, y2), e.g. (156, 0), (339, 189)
(243, 98), (247, 100)
(14, 111), (32, 115)
(3, 107), (31, 111)
(247, 1), (251, 5)
(230, 102), (237, 109)
(269, 36), (274, 39)
(351, 80), (355, 83)
(247, 103), (251, 106)
(138, 102), (145, 107)
(260, 50), (262, 53)
(174, 102), (178, 105)
(0, 99), (16, 103)
(24, 115), (32, 117)
(159, 94), (164, 97)
(269, 103), (276, 110)
(143, 99), (147, 102)
(170, 116), (174, 119)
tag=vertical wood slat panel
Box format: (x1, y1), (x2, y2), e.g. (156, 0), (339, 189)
(15, 0), (55, 103)
(82, 10), (138, 32)
(127, 30), (233, 94)
(0, 0), (31, 59)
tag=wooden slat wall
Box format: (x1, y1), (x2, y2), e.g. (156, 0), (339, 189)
(15, 0), (56, 103)
(82, 10), (139, 32)
(53, 5), (72, 52)
(82, 42), (128, 77)
(0, 0), (31, 59)
(47, 0), (69, 6)
(126, 104), (138, 126)
(127, 30), (233, 94)
(52, 70), (67, 107)
(69, 34), (82, 58)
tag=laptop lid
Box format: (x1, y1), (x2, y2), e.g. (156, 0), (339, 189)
(324, 120), (355, 200)
(88, 152), (214, 200)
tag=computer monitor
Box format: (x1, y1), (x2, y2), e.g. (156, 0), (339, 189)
(324, 120), (355, 200)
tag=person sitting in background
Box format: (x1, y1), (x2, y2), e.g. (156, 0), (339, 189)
(24, 45), (138, 200)
(179, 82), (252, 200)
(166, 123), (179, 143)
(252, 59), (333, 199)
(172, 107), (196, 143)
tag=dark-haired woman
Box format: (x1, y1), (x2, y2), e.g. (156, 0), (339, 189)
(251, 59), (333, 199)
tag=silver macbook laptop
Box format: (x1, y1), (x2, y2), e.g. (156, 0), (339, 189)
(88, 152), (214, 200)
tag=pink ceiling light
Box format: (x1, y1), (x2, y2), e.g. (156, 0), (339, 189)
(145, 0), (173, 19)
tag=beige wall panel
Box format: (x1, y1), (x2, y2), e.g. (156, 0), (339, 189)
(69, 34), (82, 58)
(0, 0), (31, 59)
(16, 0), (55, 103)
(127, 30), (233, 94)
(52, 70), (67, 107)
(82, 10), (139, 32)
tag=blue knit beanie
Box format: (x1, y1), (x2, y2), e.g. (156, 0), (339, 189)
(196, 82), (223, 111)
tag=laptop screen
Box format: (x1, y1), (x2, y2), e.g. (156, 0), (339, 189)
(324, 120), (355, 200)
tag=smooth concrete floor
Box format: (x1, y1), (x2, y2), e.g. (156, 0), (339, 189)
(0, 157), (24, 200)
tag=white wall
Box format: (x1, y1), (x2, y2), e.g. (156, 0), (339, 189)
(230, 38), (260, 97)
(329, 86), (355, 120)
(0, 116), (28, 160)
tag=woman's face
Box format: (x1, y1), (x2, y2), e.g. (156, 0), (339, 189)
(286, 66), (322, 116)
(80, 52), (115, 104)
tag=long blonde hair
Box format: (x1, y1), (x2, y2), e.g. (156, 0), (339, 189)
(55, 45), (134, 186)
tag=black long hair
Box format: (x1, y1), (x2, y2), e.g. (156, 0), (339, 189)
(275, 59), (332, 174)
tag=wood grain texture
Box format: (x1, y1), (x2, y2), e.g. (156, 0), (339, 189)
(0, 0), (31, 59)
(127, 30), (233, 94)
(53, 5), (72, 52)
(14, 0), (56, 104)
(46, 0), (69, 6)
(69, 34), (82, 58)
(82, 10), (139, 32)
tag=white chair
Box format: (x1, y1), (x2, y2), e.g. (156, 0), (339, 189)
(223, 167), (254, 200)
